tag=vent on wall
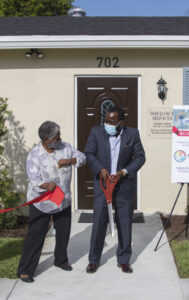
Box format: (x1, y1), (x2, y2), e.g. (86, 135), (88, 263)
(67, 6), (86, 17)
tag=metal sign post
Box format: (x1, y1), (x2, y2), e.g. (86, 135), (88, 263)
(154, 183), (189, 251)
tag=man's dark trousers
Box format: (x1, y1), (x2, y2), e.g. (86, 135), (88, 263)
(18, 204), (71, 276)
(89, 191), (134, 265)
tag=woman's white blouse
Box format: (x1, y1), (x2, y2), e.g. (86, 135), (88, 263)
(26, 141), (86, 214)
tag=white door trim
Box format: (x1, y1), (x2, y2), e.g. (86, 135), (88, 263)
(74, 75), (141, 211)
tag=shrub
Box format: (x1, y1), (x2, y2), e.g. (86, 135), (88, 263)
(0, 97), (21, 229)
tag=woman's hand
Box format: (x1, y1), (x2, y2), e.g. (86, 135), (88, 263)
(58, 158), (77, 168)
(39, 182), (57, 191)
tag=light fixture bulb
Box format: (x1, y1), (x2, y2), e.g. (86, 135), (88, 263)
(37, 52), (44, 59)
(25, 51), (32, 58)
(25, 49), (44, 59)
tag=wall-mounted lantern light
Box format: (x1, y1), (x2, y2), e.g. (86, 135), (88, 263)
(25, 49), (44, 59)
(157, 76), (167, 102)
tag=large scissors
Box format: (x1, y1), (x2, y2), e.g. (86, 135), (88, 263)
(100, 176), (118, 237)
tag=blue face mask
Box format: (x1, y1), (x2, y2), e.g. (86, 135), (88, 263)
(104, 122), (121, 136)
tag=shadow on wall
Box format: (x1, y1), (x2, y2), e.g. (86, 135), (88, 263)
(3, 114), (30, 216)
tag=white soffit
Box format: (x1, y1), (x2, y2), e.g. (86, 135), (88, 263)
(0, 35), (189, 49)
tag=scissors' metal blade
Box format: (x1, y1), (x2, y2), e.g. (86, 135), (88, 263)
(107, 203), (114, 237)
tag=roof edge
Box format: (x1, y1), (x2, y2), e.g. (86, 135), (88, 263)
(1, 35), (189, 49)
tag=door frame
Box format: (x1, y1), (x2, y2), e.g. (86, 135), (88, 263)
(74, 75), (142, 211)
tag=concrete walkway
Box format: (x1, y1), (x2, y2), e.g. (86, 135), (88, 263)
(1, 214), (188, 300)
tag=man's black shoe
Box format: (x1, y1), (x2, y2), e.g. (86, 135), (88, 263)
(19, 275), (34, 283)
(117, 263), (133, 273)
(54, 262), (73, 271)
(86, 264), (99, 273)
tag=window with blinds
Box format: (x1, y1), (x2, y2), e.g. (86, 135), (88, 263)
(183, 68), (189, 105)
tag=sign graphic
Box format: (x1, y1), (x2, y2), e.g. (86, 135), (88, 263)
(174, 150), (186, 163)
(172, 105), (189, 183)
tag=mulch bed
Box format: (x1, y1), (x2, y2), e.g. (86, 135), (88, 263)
(0, 216), (53, 238)
(161, 215), (189, 242)
(0, 217), (28, 238)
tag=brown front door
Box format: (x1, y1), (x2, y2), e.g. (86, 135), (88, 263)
(77, 77), (138, 209)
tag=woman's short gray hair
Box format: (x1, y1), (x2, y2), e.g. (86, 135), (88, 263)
(38, 121), (60, 141)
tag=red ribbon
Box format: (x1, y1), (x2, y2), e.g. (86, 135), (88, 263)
(0, 186), (65, 213)
(100, 176), (118, 204)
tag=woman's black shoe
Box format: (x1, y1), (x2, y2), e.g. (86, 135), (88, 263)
(54, 262), (73, 271)
(19, 275), (34, 283)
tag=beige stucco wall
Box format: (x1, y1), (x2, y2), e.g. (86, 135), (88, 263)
(0, 48), (188, 214)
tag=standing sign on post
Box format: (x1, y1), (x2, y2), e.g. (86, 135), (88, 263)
(154, 105), (189, 251)
(172, 105), (189, 183)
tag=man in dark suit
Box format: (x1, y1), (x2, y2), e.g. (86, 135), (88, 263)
(85, 107), (145, 273)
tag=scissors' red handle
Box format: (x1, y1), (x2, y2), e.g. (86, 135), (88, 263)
(100, 178), (106, 194)
(100, 176), (118, 204)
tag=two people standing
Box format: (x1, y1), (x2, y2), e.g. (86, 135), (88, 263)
(18, 106), (145, 282)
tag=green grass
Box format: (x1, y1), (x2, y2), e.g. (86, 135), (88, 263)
(171, 240), (189, 278)
(0, 238), (24, 279)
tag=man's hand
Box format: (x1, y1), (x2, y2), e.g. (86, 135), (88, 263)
(58, 158), (77, 168)
(99, 168), (110, 182)
(39, 182), (57, 191)
(111, 171), (123, 182)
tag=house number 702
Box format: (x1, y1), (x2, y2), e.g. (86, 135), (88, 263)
(97, 57), (120, 68)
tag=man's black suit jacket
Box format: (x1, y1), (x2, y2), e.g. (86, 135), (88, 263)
(85, 125), (146, 199)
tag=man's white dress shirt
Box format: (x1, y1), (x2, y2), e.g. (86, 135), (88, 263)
(109, 130), (127, 175)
